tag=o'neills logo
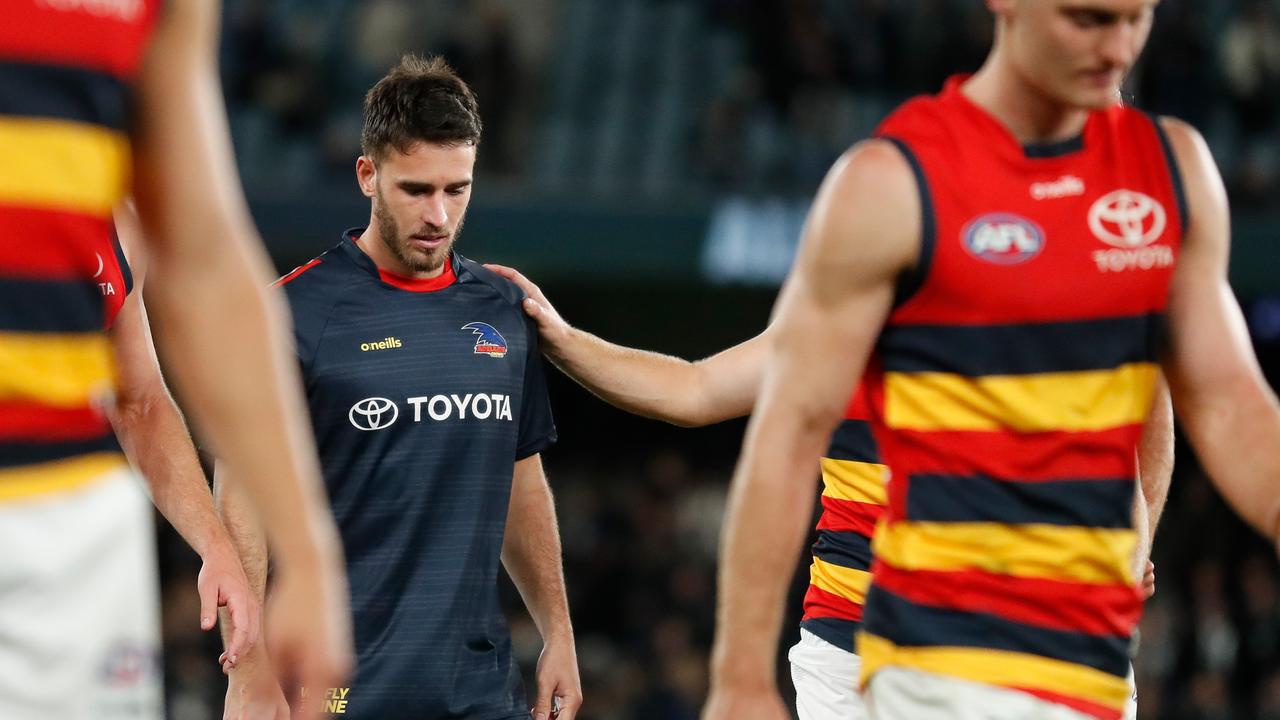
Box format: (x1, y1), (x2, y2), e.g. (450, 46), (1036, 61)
(1030, 175), (1085, 200)
(38, 0), (143, 22)
(360, 337), (402, 352)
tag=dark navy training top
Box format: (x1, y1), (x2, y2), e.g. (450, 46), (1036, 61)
(278, 229), (556, 719)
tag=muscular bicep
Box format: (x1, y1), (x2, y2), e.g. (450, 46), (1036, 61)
(758, 140), (920, 422)
(1159, 118), (1263, 418)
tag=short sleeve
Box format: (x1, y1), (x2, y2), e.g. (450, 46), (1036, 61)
(516, 316), (557, 459)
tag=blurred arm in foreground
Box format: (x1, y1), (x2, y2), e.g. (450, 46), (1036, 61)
(129, 0), (351, 708)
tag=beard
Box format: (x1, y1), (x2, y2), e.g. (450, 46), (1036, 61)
(372, 191), (462, 274)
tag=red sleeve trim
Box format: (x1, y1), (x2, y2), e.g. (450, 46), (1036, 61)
(275, 258), (322, 287)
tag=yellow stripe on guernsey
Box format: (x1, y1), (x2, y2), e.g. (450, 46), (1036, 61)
(884, 362), (1159, 433)
(0, 333), (117, 407)
(873, 521), (1137, 586)
(858, 633), (1132, 712)
(820, 458), (888, 505)
(810, 556), (872, 605)
(0, 453), (127, 502)
(0, 117), (130, 216)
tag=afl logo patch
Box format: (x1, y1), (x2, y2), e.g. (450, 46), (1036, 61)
(462, 322), (508, 358)
(962, 214), (1045, 265)
(1088, 189), (1167, 248)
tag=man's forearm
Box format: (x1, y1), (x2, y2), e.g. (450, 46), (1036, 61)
(114, 392), (228, 558)
(545, 327), (712, 427)
(501, 456), (572, 640)
(214, 467), (271, 601)
(1134, 377), (1174, 563)
(711, 395), (831, 685)
(546, 326), (764, 428)
(1181, 380), (1280, 541)
(215, 467), (271, 658)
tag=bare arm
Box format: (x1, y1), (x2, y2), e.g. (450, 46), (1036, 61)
(705, 141), (919, 717)
(485, 265), (766, 427)
(130, 0), (349, 700)
(214, 466), (271, 653)
(215, 467), (290, 719)
(1159, 117), (1280, 548)
(501, 454), (581, 720)
(1132, 376), (1173, 596)
(110, 276), (225, 564)
(108, 217), (258, 662)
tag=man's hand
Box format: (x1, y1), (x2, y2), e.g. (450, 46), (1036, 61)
(265, 556), (352, 720)
(198, 543), (258, 672)
(483, 265), (570, 349)
(224, 655), (290, 720)
(1141, 561), (1156, 599)
(531, 632), (582, 720)
(701, 682), (791, 720)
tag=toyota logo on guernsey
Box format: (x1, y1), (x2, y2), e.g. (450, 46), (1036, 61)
(1088, 189), (1173, 273)
(349, 397), (399, 431)
(348, 394), (514, 431)
(962, 213), (1045, 265)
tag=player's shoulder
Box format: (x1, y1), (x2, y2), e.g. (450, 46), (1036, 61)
(455, 254), (527, 307)
(824, 138), (917, 209)
(274, 241), (352, 293)
(1150, 115), (1210, 159)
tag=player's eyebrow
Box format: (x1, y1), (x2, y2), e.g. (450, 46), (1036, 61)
(396, 180), (436, 193)
(396, 179), (472, 193)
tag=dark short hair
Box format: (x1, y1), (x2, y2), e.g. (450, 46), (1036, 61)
(361, 54), (483, 159)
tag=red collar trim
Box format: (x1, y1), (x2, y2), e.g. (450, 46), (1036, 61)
(378, 262), (456, 292)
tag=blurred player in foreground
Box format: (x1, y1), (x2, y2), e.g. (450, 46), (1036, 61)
(697, 1), (1280, 719)
(487, 264), (1171, 720)
(216, 55), (580, 720)
(0, 1), (350, 717)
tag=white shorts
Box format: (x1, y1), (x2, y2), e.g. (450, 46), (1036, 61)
(1123, 664), (1137, 720)
(788, 628), (868, 720)
(866, 666), (1106, 720)
(0, 468), (162, 719)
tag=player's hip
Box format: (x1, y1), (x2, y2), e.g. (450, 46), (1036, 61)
(0, 466), (162, 719)
(790, 628), (868, 720)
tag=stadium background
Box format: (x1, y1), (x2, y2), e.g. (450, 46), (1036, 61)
(156, 1), (1280, 718)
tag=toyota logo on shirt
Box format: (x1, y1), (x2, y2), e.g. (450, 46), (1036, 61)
(349, 397), (399, 431)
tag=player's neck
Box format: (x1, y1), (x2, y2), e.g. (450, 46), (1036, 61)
(962, 59), (1090, 146)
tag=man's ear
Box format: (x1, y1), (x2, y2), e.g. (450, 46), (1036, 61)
(356, 156), (378, 198)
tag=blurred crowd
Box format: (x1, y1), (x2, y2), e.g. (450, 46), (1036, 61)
(219, 0), (1280, 206)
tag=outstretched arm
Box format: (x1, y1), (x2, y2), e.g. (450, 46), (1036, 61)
(1159, 117), (1280, 550)
(501, 454), (582, 720)
(704, 140), (920, 720)
(131, 0), (350, 705)
(486, 265), (766, 428)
